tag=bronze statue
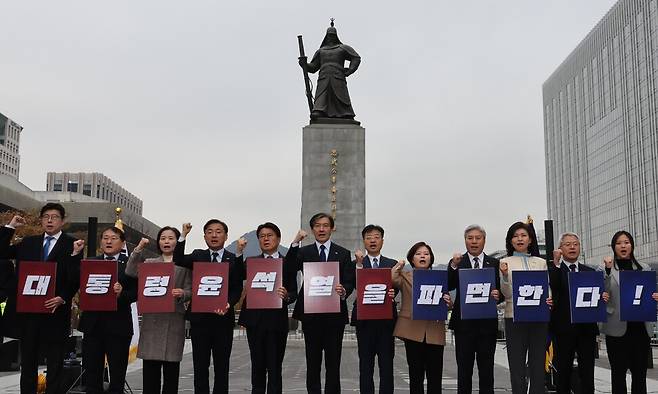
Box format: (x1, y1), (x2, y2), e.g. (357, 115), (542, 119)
(298, 19), (361, 123)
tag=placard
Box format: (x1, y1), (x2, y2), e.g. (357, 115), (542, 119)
(191, 262), (229, 313)
(620, 270), (657, 322)
(412, 269), (448, 321)
(138, 263), (175, 314)
(356, 268), (393, 320)
(568, 271), (606, 323)
(459, 268), (497, 319)
(512, 270), (549, 322)
(80, 259), (118, 311)
(245, 258), (283, 309)
(303, 261), (340, 314)
(17, 261), (57, 313)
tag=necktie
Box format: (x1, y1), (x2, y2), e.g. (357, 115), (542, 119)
(211, 252), (219, 262)
(372, 257), (379, 269)
(473, 257), (480, 269)
(569, 264), (577, 272)
(42, 236), (54, 261)
(105, 256), (116, 260)
(319, 245), (327, 262)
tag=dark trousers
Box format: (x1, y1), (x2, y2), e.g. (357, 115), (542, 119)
(553, 330), (596, 394)
(82, 332), (131, 394)
(454, 329), (496, 394)
(191, 320), (234, 394)
(303, 324), (345, 394)
(142, 360), (180, 394)
(606, 323), (649, 394)
(19, 324), (66, 394)
(504, 319), (547, 394)
(246, 326), (287, 394)
(355, 323), (394, 394)
(403, 338), (444, 394)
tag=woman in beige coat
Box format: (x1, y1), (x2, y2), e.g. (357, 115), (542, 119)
(499, 222), (552, 394)
(392, 241), (452, 394)
(126, 226), (192, 394)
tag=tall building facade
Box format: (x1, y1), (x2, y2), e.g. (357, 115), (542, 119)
(544, 0), (658, 263)
(46, 172), (143, 215)
(0, 113), (22, 180)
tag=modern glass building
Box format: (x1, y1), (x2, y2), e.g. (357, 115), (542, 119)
(544, 0), (658, 264)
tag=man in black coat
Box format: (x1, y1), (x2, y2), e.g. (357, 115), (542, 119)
(549, 232), (602, 394)
(0, 203), (85, 394)
(447, 224), (502, 394)
(173, 219), (245, 394)
(288, 212), (355, 394)
(350, 224), (397, 394)
(79, 226), (137, 394)
(238, 223), (306, 394)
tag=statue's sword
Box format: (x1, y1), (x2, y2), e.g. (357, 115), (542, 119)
(297, 35), (314, 114)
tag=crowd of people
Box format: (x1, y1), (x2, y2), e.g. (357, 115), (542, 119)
(0, 202), (656, 394)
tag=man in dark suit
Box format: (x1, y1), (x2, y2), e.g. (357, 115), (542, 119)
(174, 219), (245, 394)
(238, 223), (306, 394)
(448, 224), (502, 394)
(288, 212), (355, 394)
(0, 203), (85, 394)
(549, 232), (601, 394)
(79, 226), (137, 394)
(350, 224), (397, 394)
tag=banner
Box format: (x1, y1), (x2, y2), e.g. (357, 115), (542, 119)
(303, 261), (340, 314)
(620, 270), (657, 322)
(512, 270), (549, 322)
(568, 271), (606, 323)
(191, 262), (229, 313)
(356, 268), (393, 320)
(137, 263), (175, 314)
(16, 261), (57, 313)
(79, 260), (118, 311)
(459, 268), (497, 319)
(245, 258), (283, 309)
(411, 269), (448, 321)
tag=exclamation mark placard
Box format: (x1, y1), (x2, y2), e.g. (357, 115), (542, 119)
(633, 285), (644, 305)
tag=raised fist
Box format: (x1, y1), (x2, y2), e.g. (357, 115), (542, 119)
(137, 238), (150, 251)
(603, 256), (613, 269)
(182, 223), (193, 236)
(553, 250), (563, 267)
(237, 237), (248, 254)
(72, 240), (85, 255)
(9, 215), (26, 228)
(450, 253), (462, 269)
(354, 249), (365, 266)
(293, 230), (308, 244)
(500, 261), (509, 276)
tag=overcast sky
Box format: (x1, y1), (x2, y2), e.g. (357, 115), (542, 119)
(0, 1), (617, 261)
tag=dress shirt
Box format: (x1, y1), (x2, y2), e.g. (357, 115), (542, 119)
(468, 252), (485, 269)
(43, 231), (63, 257)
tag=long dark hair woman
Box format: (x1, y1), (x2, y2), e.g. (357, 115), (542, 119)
(602, 230), (658, 394)
(391, 241), (452, 394)
(499, 222), (552, 394)
(126, 226), (192, 394)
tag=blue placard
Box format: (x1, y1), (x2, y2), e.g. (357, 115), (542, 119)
(411, 270), (448, 321)
(459, 268), (497, 320)
(568, 271), (606, 323)
(620, 270), (657, 322)
(512, 270), (550, 322)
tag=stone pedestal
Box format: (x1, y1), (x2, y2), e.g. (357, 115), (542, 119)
(301, 123), (365, 253)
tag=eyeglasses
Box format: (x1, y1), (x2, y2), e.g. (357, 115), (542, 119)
(41, 214), (62, 221)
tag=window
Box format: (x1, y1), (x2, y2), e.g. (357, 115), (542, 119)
(53, 182), (63, 192)
(68, 182), (78, 193)
(83, 184), (92, 196)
